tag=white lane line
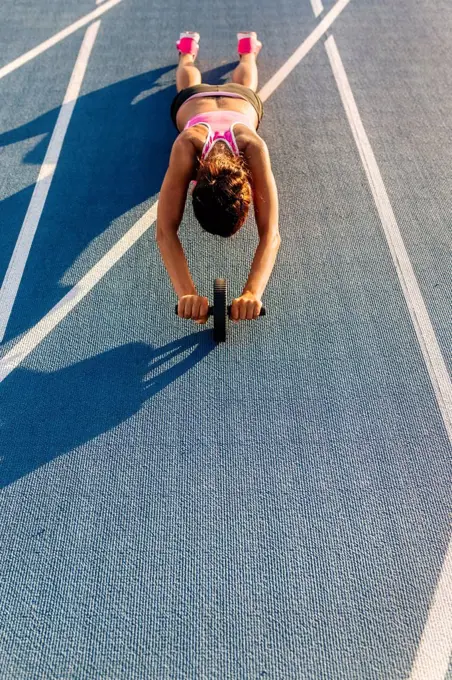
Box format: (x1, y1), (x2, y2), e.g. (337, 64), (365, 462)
(409, 536), (452, 680)
(0, 0), (121, 81)
(324, 34), (452, 680)
(310, 0), (324, 18)
(324, 35), (452, 443)
(0, 21), (101, 343)
(258, 0), (350, 102)
(0, 5), (351, 378)
(0, 202), (158, 383)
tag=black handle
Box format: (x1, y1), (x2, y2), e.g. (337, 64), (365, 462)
(175, 305), (266, 317)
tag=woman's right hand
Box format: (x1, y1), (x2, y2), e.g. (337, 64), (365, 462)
(177, 295), (210, 324)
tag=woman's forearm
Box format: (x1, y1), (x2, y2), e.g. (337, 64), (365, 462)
(156, 233), (198, 299)
(242, 234), (281, 300)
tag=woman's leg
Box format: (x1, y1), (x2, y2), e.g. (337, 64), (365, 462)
(176, 54), (202, 92)
(231, 53), (258, 91)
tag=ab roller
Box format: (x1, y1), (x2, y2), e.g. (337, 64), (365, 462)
(175, 278), (266, 343)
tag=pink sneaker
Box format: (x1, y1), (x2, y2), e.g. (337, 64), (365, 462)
(176, 31), (200, 59)
(237, 32), (262, 56)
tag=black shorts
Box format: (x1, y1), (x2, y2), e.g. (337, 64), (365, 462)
(170, 83), (264, 132)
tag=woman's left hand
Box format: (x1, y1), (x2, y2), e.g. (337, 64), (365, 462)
(230, 292), (263, 322)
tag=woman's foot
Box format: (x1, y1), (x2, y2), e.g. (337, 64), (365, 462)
(176, 31), (200, 60)
(237, 32), (262, 58)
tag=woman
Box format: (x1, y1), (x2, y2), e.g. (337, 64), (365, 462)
(156, 31), (281, 325)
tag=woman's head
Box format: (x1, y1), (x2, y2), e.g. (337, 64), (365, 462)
(191, 143), (252, 237)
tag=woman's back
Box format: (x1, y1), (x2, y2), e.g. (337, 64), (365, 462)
(175, 95), (259, 132)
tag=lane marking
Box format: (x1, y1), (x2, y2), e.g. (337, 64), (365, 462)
(0, 1), (351, 378)
(324, 35), (452, 442)
(323, 35), (452, 679)
(0, 203), (158, 382)
(258, 0), (350, 102)
(310, 0), (324, 18)
(0, 0), (121, 81)
(409, 536), (452, 680)
(0, 21), (101, 343)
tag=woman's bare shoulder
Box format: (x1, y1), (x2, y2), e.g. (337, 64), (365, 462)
(175, 126), (207, 151)
(233, 124), (264, 151)
(170, 130), (205, 180)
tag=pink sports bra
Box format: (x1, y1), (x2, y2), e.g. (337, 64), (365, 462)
(183, 93), (256, 160)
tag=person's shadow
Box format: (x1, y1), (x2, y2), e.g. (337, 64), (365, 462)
(0, 61), (237, 344)
(0, 329), (215, 489)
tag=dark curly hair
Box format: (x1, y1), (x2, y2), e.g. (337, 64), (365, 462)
(191, 145), (252, 238)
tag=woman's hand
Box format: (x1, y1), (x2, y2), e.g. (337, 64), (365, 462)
(177, 295), (210, 324)
(230, 292), (262, 322)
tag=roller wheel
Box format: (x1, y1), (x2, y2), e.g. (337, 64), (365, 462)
(213, 278), (227, 343)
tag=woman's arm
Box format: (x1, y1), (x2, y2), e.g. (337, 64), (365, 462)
(241, 137), (281, 301)
(156, 135), (198, 298)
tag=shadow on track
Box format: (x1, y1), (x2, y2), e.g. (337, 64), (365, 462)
(0, 330), (215, 488)
(0, 62), (236, 345)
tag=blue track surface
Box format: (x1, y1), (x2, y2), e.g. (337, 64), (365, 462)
(0, 0), (451, 678)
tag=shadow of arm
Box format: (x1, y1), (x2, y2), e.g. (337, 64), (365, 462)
(0, 107), (58, 148)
